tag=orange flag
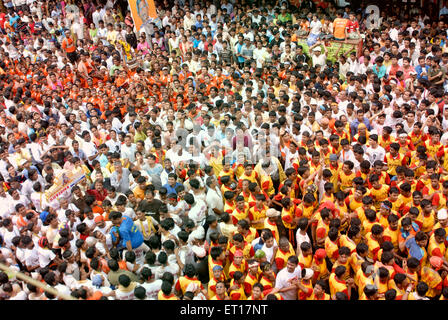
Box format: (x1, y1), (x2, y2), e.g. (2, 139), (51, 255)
(128, 0), (157, 32)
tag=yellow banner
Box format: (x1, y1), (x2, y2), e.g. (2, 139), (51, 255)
(45, 168), (86, 202)
(128, 0), (157, 32)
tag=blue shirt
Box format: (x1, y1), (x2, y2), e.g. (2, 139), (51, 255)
(21, 166), (40, 179)
(162, 182), (183, 195)
(110, 215), (144, 249)
(415, 64), (429, 80)
(9, 16), (19, 29)
(86, 108), (102, 118)
(350, 117), (372, 137)
(405, 236), (424, 262)
(236, 43), (245, 63)
(72, 149), (87, 161)
(253, 238), (264, 252)
(372, 64), (386, 79)
(146, 163), (163, 176)
(193, 38), (201, 48)
(98, 154), (109, 168)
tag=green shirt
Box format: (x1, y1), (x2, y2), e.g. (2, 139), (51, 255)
(134, 130), (147, 143)
(278, 13), (292, 23)
(107, 269), (139, 287)
(428, 67), (445, 85)
(110, 65), (123, 77)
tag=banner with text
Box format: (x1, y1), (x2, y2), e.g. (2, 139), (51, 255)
(45, 168), (86, 202)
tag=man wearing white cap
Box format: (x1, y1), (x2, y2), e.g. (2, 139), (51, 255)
(435, 209), (448, 233)
(309, 41), (327, 67)
(188, 227), (206, 246)
(294, 268), (314, 300)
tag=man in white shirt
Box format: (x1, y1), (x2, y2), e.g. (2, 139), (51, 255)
(23, 237), (40, 273)
(389, 22), (400, 41)
(105, 129), (121, 154)
(205, 177), (223, 218)
(365, 134), (386, 165)
(28, 136), (44, 165)
(0, 188), (13, 218)
(295, 218), (311, 256)
(21, 170), (44, 200)
(258, 230), (278, 263)
(185, 126), (203, 149)
(2, 218), (20, 248)
(140, 267), (162, 300)
(274, 255), (301, 300)
(37, 239), (59, 268)
(402, 111), (416, 133)
(183, 10), (195, 30)
(310, 15), (322, 37)
(115, 274), (137, 300)
(153, 251), (180, 282)
(120, 135), (136, 167)
(311, 46), (327, 68)
(185, 193), (207, 226)
(96, 21), (109, 46)
(348, 52), (360, 74)
(80, 131), (98, 165)
(92, 6), (104, 28)
(253, 41), (269, 68)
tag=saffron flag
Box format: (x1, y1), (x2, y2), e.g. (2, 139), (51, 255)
(128, 0), (157, 32)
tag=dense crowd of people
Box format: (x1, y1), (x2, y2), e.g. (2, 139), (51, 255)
(0, 0), (448, 301)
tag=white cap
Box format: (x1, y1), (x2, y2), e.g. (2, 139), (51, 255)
(438, 208), (448, 220)
(302, 268), (314, 280)
(266, 208), (280, 218)
(85, 236), (97, 247)
(191, 245), (206, 258)
(191, 227), (205, 240)
(313, 46), (322, 52)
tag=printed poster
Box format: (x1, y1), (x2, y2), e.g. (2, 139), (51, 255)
(128, 0), (158, 32)
(45, 168), (86, 202)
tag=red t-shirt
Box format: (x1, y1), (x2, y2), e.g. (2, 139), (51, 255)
(346, 20), (359, 33)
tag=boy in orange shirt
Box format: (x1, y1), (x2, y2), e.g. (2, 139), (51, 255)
(231, 195), (248, 225)
(338, 160), (356, 193)
(274, 237), (295, 271)
(248, 194), (268, 233)
(228, 249), (247, 279)
(298, 241), (314, 269)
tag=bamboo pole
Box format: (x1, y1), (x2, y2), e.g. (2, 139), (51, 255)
(0, 263), (76, 300)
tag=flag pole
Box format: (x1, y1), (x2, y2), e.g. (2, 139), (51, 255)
(0, 263), (76, 300)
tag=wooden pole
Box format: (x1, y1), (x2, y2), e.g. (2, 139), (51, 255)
(0, 263), (76, 300)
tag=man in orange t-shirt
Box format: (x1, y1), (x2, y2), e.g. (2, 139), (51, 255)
(333, 11), (348, 41)
(62, 35), (77, 63)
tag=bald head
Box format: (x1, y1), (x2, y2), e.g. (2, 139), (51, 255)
(320, 118), (329, 127)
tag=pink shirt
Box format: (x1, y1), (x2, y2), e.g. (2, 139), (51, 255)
(402, 65), (416, 80)
(137, 41), (150, 55)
